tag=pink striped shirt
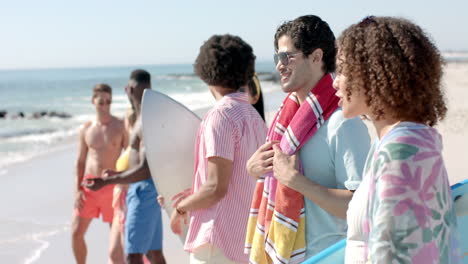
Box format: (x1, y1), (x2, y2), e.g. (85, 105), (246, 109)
(184, 92), (268, 262)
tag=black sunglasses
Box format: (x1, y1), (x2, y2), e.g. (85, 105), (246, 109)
(98, 99), (112, 105)
(274, 52), (302, 66)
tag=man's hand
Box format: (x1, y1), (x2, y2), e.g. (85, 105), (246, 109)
(169, 188), (191, 235)
(74, 190), (86, 210)
(246, 141), (279, 178)
(272, 144), (300, 189)
(170, 208), (188, 235)
(171, 188), (191, 208)
(102, 169), (119, 178)
(83, 178), (106, 191)
(83, 169), (118, 191)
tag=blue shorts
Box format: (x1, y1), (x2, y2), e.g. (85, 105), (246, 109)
(125, 178), (163, 254)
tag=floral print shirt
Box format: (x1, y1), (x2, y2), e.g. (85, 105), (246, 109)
(358, 122), (459, 263)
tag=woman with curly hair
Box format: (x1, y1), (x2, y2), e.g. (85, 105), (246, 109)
(334, 16), (459, 263)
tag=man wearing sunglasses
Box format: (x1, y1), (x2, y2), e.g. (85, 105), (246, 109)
(246, 15), (370, 261)
(72, 83), (129, 264)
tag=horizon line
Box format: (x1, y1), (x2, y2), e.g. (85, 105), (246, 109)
(1, 51), (468, 71)
(0, 59), (278, 72)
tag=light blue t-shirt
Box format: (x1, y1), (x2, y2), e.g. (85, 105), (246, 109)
(299, 108), (370, 258)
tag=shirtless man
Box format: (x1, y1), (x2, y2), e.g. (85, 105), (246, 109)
(86, 70), (166, 264)
(72, 83), (128, 264)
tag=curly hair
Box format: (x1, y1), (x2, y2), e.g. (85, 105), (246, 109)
(274, 15), (336, 73)
(337, 16), (446, 126)
(194, 34), (256, 90)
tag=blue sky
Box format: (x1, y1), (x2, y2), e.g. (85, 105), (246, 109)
(1, 0), (467, 69)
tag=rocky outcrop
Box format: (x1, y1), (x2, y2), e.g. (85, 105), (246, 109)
(0, 110), (72, 119)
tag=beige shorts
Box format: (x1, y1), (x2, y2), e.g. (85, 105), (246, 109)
(189, 243), (244, 264)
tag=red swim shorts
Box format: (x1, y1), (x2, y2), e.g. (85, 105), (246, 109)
(74, 174), (115, 223)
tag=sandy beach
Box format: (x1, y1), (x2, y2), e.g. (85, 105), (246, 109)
(0, 62), (467, 263)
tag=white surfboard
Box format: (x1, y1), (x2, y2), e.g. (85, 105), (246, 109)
(303, 179), (468, 264)
(141, 89), (201, 243)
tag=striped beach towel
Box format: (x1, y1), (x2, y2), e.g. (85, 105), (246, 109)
(245, 74), (339, 264)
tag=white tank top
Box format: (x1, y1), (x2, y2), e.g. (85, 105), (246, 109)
(345, 175), (370, 264)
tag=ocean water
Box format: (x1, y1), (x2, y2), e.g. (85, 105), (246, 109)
(0, 62), (278, 171)
(1, 56), (466, 263)
(0, 62), (280, 263)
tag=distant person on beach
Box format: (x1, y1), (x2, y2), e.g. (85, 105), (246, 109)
(85, 70), (166, 264)
(168, 34), (268, 263)
(336, 16), (459, 263)
(72, 83), (128, 264)
(245, 15), (370, 263)
(246, 73), (265, 121)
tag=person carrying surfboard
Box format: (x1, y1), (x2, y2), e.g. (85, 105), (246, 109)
(244, 15), (371, 263)
(72, 83), (128, 264)
(169, 34), (268, 263)
(85, 70), (166, 264)
(335, 16), (459, 263)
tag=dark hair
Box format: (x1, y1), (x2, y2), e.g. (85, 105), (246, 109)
(248, 74), (265, 121)
(337, 16), (446, 126)
(274, 15), (336, 73)
(194, 34), (256, 90)
(92, 83), (112, 98)
(130, 69), (151, 85)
